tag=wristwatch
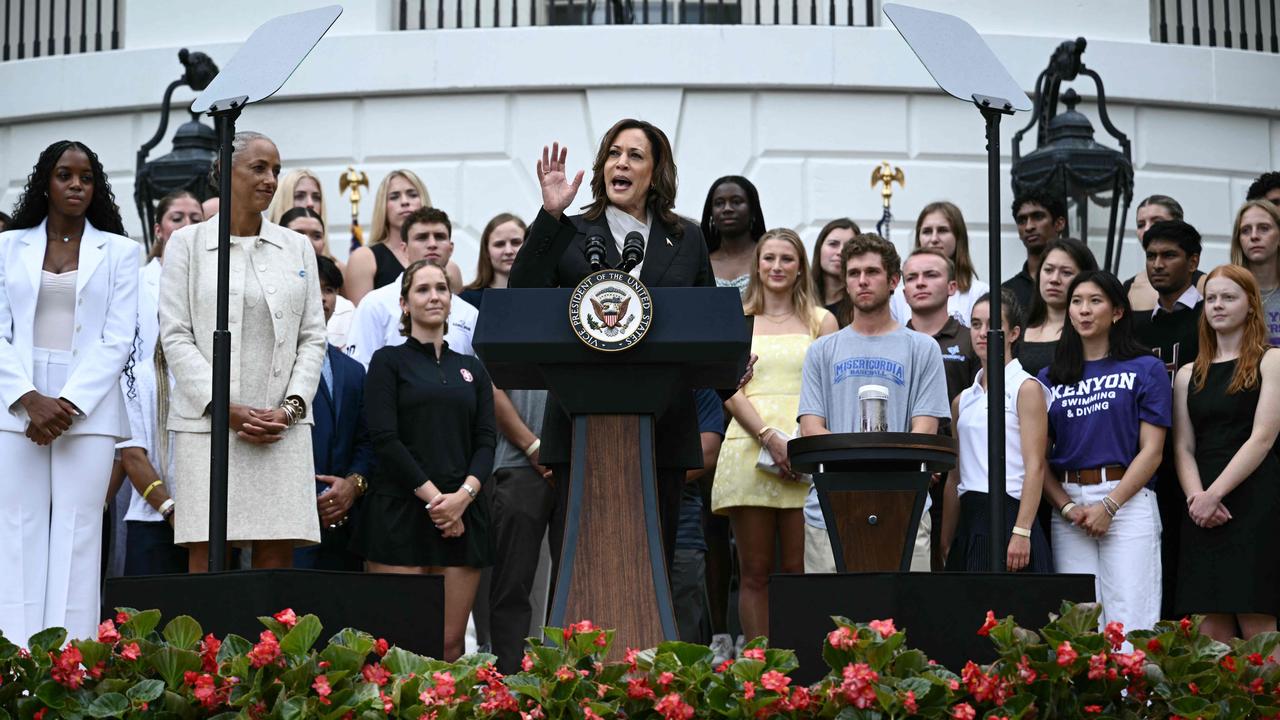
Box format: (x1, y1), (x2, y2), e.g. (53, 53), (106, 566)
(348, 473), (368, 496)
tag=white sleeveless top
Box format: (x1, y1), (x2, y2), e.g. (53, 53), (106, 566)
(955, 358), (1049, 500)
(33, 270), (77, 351)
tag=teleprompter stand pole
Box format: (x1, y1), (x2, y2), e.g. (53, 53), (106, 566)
(976, 94), (1015, 572)
(207, 98), (245, 573)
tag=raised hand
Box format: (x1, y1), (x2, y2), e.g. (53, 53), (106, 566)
(537, 142), (584, 219)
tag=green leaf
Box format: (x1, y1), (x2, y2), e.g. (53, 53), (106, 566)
(1169, 695), (1212, 716)
(34, 680), (69, 710)
(279, 696), (307, 720)
(381, 647), (430, 676)
(126, 679), (166, 703)
(280, 615), (323, 657)
(217, 633), (253, 664)
(121, 609), (162, 640)
(162, 616), (203, 651)
(655, 641), (713, 668)
(84, 693), (129, 718)
(27, 627), (67, 654)
(328, 628), (374, 657)
(257, 616), (289, 639)
(319, 644), (364, 675)
(74, 640), (112, 670)
(148, 646), (202, 688)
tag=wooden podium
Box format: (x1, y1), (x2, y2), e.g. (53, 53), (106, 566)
(473, 287), (749, 655)
(789, 433), (956, 571)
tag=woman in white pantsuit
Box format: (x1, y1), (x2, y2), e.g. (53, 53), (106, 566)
(159, 131), (325, 572)
(0, 141), (139, 643)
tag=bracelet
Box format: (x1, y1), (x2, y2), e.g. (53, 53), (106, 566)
(158, 498), (175, 518)
(460, 483), (478, 500)
(524, 439), (541, 458)
(1059, 502), (1078, 519)
(141, 480), (164, 502)
(1102, 496), (1120, 517)
(279, 402), (297, 427)
(348, 473), (368, 496)
(282, 395), (307, 422)
(1011, 526), (1032, 538)
(757, 426), (778, 444)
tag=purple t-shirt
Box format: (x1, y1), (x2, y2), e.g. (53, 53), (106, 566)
(1038, 355), (1171, 486)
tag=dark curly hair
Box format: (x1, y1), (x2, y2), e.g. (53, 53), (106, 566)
(8, 141), (126, 235)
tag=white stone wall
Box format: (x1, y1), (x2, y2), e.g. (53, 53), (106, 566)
(2, 3), (1278, 286)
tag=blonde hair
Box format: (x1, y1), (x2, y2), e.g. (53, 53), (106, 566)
(1230, 199), (1280, 281)
(742, 227), (823, 336)
(267, 169), (326, 225)
(370, 170), (431, 246)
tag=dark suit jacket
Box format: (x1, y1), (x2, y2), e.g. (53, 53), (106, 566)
(508, 207), (716, 469)
(312, 344), (375, 484)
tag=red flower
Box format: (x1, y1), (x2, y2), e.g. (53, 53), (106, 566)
(658, 671), (674, 688)
(555, 665), (577, 683)
(273, 608), (298, 628)
(761, 670), (790, 693)
(627, 677), (655, 700)
(380, 691), (395, 714)
(247, 630), (282, 669)
(312, 675), (332, 705)
(950, 702), (976, 720)
(827, 626), (856, 650)
(742, 647), (766, 661)
(594, 631), (608, 647)
(97, 619), (120, 644)
(477, 683), (519, 715)
(654, 692), (695, 720)
(191, 673), (221, 709)
(88, 660), (106, 680)
(1146, 638), (1163, 654)
(1088, 653), (1116, 681)
(868, 618), (896, 639)
(1249, 678), (1267, 695)
(120, 642), (141, 661)
(1179, 617), (1193, 635)
(1083, 705), (1102, 714)
(115, 610), (131, 625)
(1249, 653), (1266, 666)
(476, 663), (503, 684)
(1104, 621), (1125, 649)
(521, 653), (535, 672)
(1116, 650), (1146, 678)
(1221, 656), (1238, 673)
(1056, 641), (1079, 667)
(50, 646), (85, 689)
(716, 659), (734, 672)
(902, 690), (918, 714)
(1016, 655), (1039, 684)
(33, 709), (47, 720)
(838, 663), (879, 709)
(1188, 682), (1199, 695)
(199, 633), (221, 672)
(374, 638), (389, 656)
(362, 663), (390, 686)
(742, 681), (755, 700)
(977, 610), (998, 637)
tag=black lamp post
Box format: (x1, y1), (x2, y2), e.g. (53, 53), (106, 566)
(1012, 38), (1134, 274)
(134, 48), (220, 252)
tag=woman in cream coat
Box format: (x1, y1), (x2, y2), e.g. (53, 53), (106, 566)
(160, 131), (326, 572)
(0, 141), (138, 642)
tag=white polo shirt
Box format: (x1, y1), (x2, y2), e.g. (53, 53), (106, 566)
(343, 275), (478, 368)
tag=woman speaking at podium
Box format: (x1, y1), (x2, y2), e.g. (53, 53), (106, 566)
(509, 119), (716, 563)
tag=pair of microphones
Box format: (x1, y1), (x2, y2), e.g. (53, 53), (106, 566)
(585, 231), (645, 273)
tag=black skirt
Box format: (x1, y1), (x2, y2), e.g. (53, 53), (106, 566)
(946, 492), (1052, 573)
(351, 480), (494, 569)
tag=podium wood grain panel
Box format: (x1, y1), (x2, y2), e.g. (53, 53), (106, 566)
(829, 490), (917, 571)
(563, 415), (667, 658)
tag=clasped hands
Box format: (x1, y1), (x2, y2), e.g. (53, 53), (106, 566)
(1062, 503), (1114, 538)
(427, 488), (473, 539)
(230, 403), (289, 444)
(20, 391), (78, 445)
(1186, 490), (1231, 529)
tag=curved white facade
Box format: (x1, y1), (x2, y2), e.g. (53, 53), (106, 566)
(2, 0), (1277, 283)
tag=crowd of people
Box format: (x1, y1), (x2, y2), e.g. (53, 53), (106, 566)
(2, 122), (1279, 669)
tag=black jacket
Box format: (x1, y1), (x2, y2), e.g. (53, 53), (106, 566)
(509, 207), (716, 469)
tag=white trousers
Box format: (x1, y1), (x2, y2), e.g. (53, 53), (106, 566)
(0, 349), (115, 645)
(804, 513), (932, 574)
(1052, 479), (1162, 633)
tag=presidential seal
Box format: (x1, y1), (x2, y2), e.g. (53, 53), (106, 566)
(569, 269), (654, 352)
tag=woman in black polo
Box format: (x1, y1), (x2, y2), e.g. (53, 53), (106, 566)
(354, 259), (496, 662)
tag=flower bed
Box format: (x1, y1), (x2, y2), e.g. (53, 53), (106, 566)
(1, 602), (1278, 719)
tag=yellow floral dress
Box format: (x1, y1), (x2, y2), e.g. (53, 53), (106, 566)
(711, 319), (819, 514)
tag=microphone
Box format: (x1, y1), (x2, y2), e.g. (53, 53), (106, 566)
(619, 231), (645, 273)
(584, 234), (607, 272)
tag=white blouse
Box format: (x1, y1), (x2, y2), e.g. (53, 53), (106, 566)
(955, 358), (1049, 500)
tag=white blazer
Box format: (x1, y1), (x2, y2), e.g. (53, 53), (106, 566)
(0, 219), (140, 438)
(158, 217), (326, 433)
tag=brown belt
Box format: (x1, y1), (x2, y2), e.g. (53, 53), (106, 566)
(1065, 465), (1127, 485)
